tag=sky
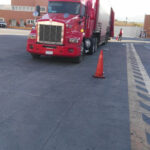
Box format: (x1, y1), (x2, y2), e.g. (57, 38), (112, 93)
(110, 0), (150, 22)
(0, 0), (10, 5)
(0, 0), (150, 22)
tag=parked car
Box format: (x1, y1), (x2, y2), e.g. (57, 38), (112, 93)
(0, 21), (7, 28)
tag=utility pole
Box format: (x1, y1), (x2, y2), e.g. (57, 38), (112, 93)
(126, 17), (128, 26)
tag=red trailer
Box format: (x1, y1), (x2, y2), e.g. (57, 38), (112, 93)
(27, 0), (114, 63)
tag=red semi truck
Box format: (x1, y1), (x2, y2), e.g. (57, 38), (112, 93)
(27, 0), (114, 63)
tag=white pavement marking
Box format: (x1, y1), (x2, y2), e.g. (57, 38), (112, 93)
(130, 44), (150, 94)
(127, 43), (150, 150)
(111, 39), (150, 44)
(0, 29), (30, 36)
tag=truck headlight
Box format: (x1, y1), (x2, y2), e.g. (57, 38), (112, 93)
(69, 38), (79, 43)
(28, 33), (36, 39)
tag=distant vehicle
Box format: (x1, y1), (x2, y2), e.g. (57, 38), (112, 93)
(0, 21), (7, 28)
(27, 0), (115, 63)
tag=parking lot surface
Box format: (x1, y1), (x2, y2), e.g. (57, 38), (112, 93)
(0, 29), (150, 150)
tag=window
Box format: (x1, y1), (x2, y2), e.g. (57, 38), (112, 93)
(81, 5), (85, 17)
(40, 7), (46, 12)
(19, 6), (21, 11)
(48, 2), (80, 15)
(15, 6), (17, 11)
(26, 19), (34, 25)
(31, 7), (34, 11)
(11, 19), (16, 26)
(29, 7), (32, 11)
(22, 6), (25, 11)
(0, 18), (4, 22)
(26, 7), (30, 11)
(12, 6), (34, 12)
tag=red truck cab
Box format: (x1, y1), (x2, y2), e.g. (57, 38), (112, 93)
(27, 0), (114, 63)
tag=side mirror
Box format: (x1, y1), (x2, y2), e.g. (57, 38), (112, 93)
(35, 5), (41, 16)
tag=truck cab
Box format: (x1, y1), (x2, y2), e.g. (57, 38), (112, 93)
(27, 0), (114, 63)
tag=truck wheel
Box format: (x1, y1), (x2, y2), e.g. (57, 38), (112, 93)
(73, 42), (84, 63)
(89, 38), (97, 55)
(31, 53), (40, 59)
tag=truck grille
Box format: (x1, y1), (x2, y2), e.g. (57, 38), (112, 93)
(38, 22), (64, 45)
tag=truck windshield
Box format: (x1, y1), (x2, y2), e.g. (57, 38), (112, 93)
(48, 2), (80, 15)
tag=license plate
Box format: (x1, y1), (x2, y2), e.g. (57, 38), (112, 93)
(46, 51), (53, 55)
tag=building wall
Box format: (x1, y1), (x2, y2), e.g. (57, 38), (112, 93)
(11, 0), (48, 7)
(35, 0), (48, 6)
(11, 0), (35, 6)
(144, 15), (150, 38)
(0, 10), (34, 26)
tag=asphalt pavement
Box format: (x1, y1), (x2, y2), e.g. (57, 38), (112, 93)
(0, 29), (150, 150)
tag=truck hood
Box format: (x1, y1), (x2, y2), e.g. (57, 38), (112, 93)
(40, 13), (79, 24)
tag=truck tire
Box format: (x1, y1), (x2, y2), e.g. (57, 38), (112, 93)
(89, 38), (97, 55)
(73, 42), (84, 63)
(31, 53), (40, 59)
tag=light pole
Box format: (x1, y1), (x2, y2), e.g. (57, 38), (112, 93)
(126, 17), (128, 26)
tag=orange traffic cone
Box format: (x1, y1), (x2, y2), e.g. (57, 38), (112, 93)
(93, 50), (105, 78)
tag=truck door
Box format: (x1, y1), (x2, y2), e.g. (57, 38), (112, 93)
(84, 1), (95, 38)
(79, 4), (86, 32)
